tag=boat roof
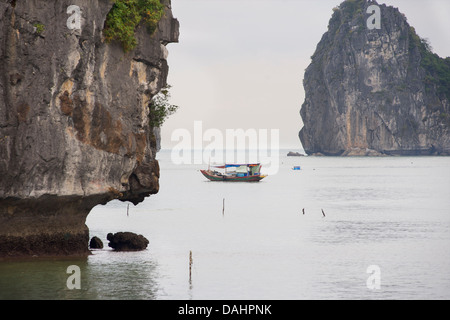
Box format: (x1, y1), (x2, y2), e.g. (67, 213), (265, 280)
(213, 163), (261, 168)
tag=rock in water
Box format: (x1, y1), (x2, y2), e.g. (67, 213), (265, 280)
(0, 0), (179, 258)
(89, 236), (104, 249)
(107, 232), (149, 251)
(287, 151), (304, 157)
(299, 0), (450, 156)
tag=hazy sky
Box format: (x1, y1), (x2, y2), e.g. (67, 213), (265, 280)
(162, 0), (450, 150)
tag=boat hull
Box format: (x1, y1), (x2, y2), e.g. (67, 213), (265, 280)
(200, 170), (266, 182)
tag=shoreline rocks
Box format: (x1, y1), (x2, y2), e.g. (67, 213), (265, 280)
(341, 148), (386, 157)
(89, 236), (104, 249)
(287, 151), (305, 157)
(107, 232), (149, 251)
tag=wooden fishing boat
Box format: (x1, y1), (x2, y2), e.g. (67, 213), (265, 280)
(200, 163), (267, 182)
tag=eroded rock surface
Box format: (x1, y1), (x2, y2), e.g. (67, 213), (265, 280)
(0, 0), (179, 258)
(299, 0), (450, 156)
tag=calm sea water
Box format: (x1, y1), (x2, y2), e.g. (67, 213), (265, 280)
(1, 150), (450, 300)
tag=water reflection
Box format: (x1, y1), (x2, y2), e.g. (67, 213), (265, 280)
(86, 250), (160, 299)
(0, 257), (92, 299)
(0, 250), (159, 300)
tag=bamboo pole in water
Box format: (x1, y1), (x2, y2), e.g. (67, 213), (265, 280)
(189, 251), (193, 285)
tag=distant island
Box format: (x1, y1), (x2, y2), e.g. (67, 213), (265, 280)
(299, 0), (450, 156)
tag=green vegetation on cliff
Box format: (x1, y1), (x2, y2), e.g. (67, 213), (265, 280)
(148, 84), (179, 128)
(340, 0), (364, 17)
(409, 27), (450, 102)
(329, 0), (365, 33)
(104, 0), (164, 52)
(33, 23), (45, 34)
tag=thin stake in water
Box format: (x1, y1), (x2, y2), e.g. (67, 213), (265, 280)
(222, 198), (225, 216)
(189, 250), (193, 285)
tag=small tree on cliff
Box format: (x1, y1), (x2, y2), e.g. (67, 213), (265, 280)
(148, 84), (179, 128)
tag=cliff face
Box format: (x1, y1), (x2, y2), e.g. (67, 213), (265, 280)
(299, 0), (450, 156)
(0, 0), (179, 257)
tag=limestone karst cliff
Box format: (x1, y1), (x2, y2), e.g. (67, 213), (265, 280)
(0, 0), (179, 257)
(299, 0), (450, 156)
